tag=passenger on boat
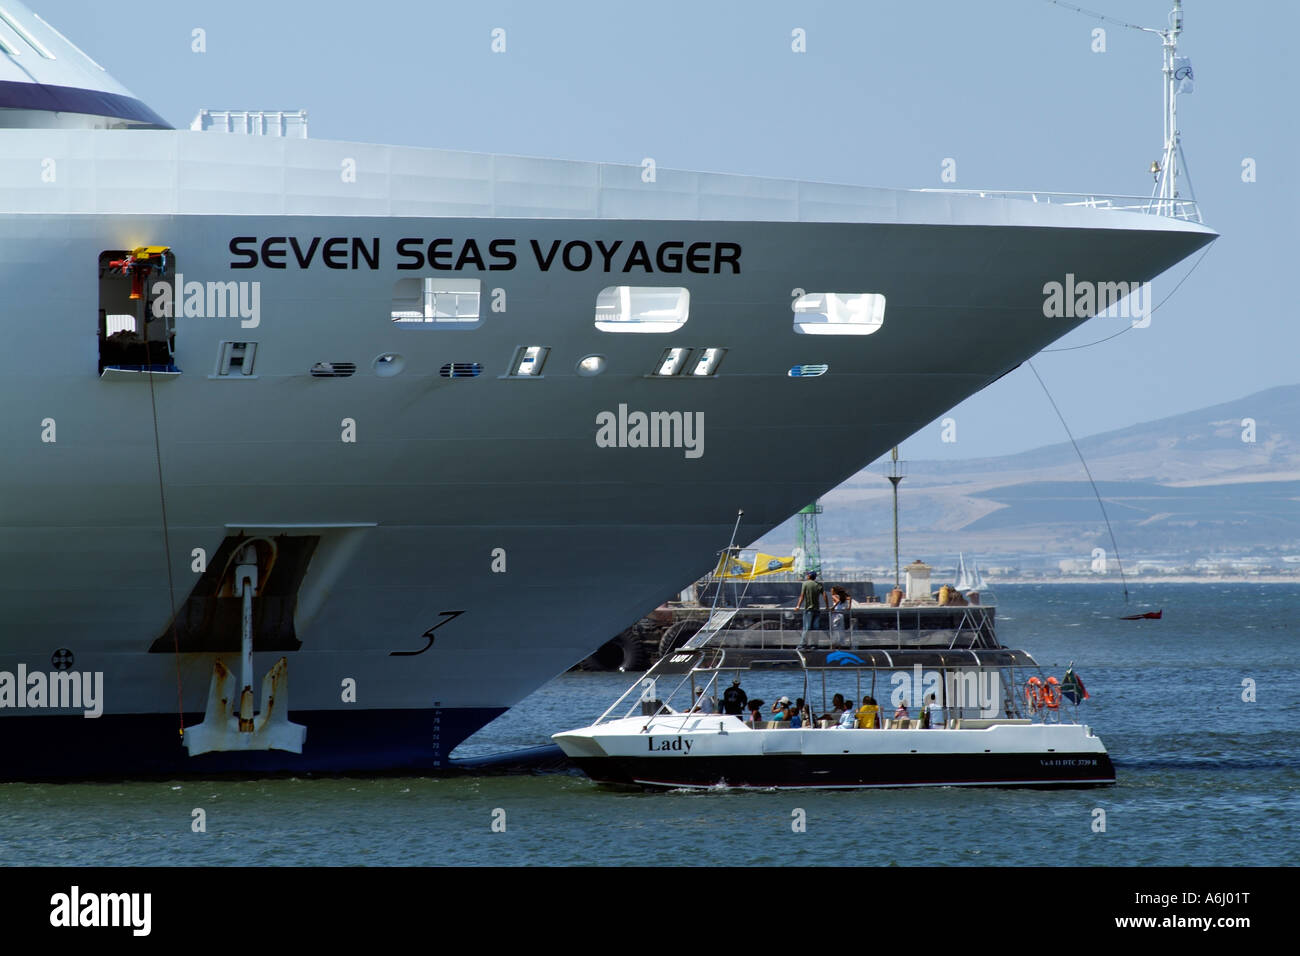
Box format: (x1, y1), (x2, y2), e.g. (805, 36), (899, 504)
(920, 693), (941, 728)
(818, 692), (847, 723)
(790, 697), (810, 728)
(691, 687), (717, 713)
(747, 699), (765, 726)
(795, 571), (829, 646)
(829, 587), (851, 640)
(836, 707), (857, 729)
(857, 696), (881, 729)
(894, 700), (910, 720)
(770, 696), (793, 722)
(721, 678), (748, 716)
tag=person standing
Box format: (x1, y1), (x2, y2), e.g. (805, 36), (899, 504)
(921, 692), (942, 728)
(721, 678), (748, 716)
(829, 586), (852, 646)
(795, 570), (829, 647)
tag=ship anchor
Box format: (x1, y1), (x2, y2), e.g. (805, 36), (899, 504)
(182, 545), (307, 755)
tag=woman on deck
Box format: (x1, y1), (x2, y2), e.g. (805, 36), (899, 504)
(830, 587), (852, 642)
(856, 696), (881, 729)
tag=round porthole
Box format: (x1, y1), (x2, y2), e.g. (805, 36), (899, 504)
(576, 354), (606, 376)
(373, 353), (405, 377)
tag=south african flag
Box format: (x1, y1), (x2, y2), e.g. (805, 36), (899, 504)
(1062, 667), (1090, 705)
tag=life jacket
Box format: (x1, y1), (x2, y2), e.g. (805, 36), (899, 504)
(1025, 676), (1045, 712)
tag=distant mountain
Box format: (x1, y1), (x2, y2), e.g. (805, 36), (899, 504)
(754, 384), (1300, 566)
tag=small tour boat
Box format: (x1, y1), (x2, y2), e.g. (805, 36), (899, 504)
(553, 617), (1115, 790)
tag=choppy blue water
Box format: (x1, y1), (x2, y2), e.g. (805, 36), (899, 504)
(2, 584), (1297, 866)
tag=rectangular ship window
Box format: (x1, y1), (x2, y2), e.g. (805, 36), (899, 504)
(105, 314), (136, 336)
(793, 292), (885, 335)
(692, 347), (725, 376)
(653, 348), (690, 377)
(595, 286), (689, 333)
(215, 341), (257, 377)
(504, 346), (549, 377)
(392, 277), (482, 327)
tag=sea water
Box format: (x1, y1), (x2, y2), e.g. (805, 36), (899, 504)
(1, 584), (1296, 866)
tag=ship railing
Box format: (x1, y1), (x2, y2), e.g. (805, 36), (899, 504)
(694, 604), (1000, 651)
(596, 655), (1088, 730)
(916, 188), (1203, 224)
(679, 662), (1063, 727)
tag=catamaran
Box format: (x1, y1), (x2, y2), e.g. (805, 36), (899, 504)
(554, 540), (1113, 789)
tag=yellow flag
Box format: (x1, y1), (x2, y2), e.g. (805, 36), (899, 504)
(750, 553), (797, 577)
(714, 553), (754, 579)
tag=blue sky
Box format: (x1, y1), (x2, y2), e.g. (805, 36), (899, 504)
(43, 0), (1297, 460)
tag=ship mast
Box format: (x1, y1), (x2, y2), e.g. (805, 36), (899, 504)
(1151, 0), (1196, 217)
(1046, 0), (1198, 220)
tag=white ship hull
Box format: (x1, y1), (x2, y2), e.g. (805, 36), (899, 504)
(0, 3), (1214, 777)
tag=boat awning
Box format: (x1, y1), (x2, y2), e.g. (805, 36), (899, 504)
(658, 646), (1039, 674)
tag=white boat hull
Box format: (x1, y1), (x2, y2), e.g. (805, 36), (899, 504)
(554, 715), (1116, 788)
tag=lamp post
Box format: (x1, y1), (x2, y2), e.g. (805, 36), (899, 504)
(885, 447), (907, 590)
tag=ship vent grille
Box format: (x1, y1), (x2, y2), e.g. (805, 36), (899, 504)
(440, 363), (483, 378)
(788, 364), (829, 378)
(310, 361), (356, 378)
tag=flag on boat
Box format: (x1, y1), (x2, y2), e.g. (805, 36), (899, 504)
(1173, 56), (1194, 94)
(713, 550), (797, 579)
(752, 552), (797, 576)
(1062, 667), (1090, 704)
(714, 552), (754, 579)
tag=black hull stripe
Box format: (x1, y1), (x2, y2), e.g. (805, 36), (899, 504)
(0, 80), (171, 128)
(574, 752), (1117, 789)
(632, 779), (1116, 790)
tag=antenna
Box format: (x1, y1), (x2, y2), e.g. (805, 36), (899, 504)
(1043, 0), (1199, 221)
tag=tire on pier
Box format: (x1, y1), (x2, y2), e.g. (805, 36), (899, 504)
(577, 628), (649, 672)
(657, 619), (703, 659)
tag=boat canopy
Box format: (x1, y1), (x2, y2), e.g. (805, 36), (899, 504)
(656, 646), (1038, 674)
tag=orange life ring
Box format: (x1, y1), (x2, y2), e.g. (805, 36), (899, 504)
(1043, 676), (1062, 709)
